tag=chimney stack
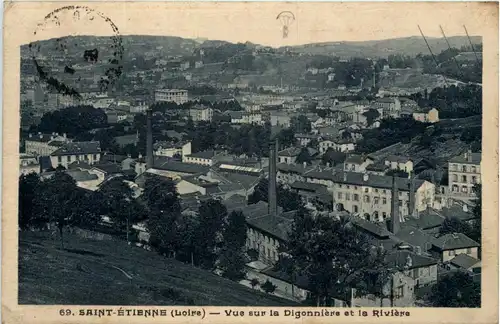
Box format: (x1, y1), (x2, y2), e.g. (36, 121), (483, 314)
(146, 109), (154, 170)
(408, 171), (416, 218)
(268, 141), (278, 217)
(467, 149), (472, 163)
(390, 174), (400, 234)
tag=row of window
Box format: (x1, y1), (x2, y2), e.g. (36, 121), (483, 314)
(448, 248), (472, 256)
(450, 164), (479, 173)
(451, 174), (478, 184)
(451, 185), (472, 194)
(57, 154), (98, 163)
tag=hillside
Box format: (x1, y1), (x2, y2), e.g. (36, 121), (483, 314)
(288, 36), (482, 58)
(19, 232), (297, 306)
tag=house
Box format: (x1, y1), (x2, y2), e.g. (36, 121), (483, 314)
(25, 132), (71, 156)
(189, 104), (213, 122)
(343, 154), (374, 172)
(294, 133), (320, 147)
(182, 150), (217, 166)
(447, 254), (481, 272)
(114, 134), (139, 148)
(155, 89), (188, 104)
(277, 147), (300, 164)
(319, 138), (356, 154)
(176, 176), (220, 196)
(106, 111), (128, 124)
(384, 155), (414, 174)
(317, 172), (435, 222)
(228, 111), (263, 125)
(413, 108), (439, 123)
(448, 150), (481, 197)
(155, 141), (192, 158)
(134, 157), (210, 181)
(50, 141), (101, 169)
(89, 163), (123, 181)
(20, 154), (40, 175)
(270, 112), (291, 127)
(430, 233), (480, 262)
(373, 97), (402, 118)
(386, 250), (438, 288)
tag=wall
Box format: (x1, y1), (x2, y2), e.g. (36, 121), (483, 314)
(50, 153), (101, 169)
(176, 180), (206, 195)
(448, 161), (481, 196)
(352, 271), (415, 307)
(246, 227), (280, 265)
(442, 247), (479, 262)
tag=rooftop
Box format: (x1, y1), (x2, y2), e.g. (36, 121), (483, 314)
(432, 233), (480, 251)
(153, 160), (210, 175)
(403, 209), (446, 230)
(386, 250), (438, 270)
(51, 142), (101, 156)
(345, 154), (370, 164)
(449, 152), (481, 165)
(185, 150), (217, 160)
(290, 181), (329, 193)
(449, 254), (481, 269)
(278, 147), (301, 157)
(246, 210), (297, 242)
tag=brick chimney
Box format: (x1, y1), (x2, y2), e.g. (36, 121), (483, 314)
(390, 175), (400, 234)
(146, 109), (154, 170)
(268, 141), (278, 217)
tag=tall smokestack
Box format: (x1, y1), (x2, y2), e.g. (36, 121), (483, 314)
(146, 109), (154, 170)
(268, 141), (278, 217)
(391, 175), (400, 234)
(408, 171), (416, 217)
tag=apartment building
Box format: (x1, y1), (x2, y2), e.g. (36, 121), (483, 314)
(189, 104), (213, 122)
(50, 141), (102, 169)
(155, 89), (188, 104)
(304, 171), (435, 222)
(25, 133), (71, 156)
(448, 150), (481, 196)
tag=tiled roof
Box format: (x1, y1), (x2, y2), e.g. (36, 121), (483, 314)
(345, 154), (368, 164)
(403, 209), (446, 230)
(350, 216), (391, 238)
(385, 155), (412, 163)
(101, 154), (128, 163)
(91, 163), (122, 175)
(294, 133), (319, 139)
(153, 160), (210, 174)
(246, 210), (296, 241)
(432, 233), (480, 251)
(51, 141), (101, 156)
(440, 204), (476, 222)
(386, 250), (438, 270)
(366, 162), (389, 172)
(449, 254), (480, 269)
(449, 152), (481, 165)
(66, 170), (99, 182)
(395, 226), (434, 251)
(227, 111), (244, 119)
(290, 181), (328, 193)
(277, 163), (311, 175)
(278, 147), (301, 157)
(186, 150), (217, 159)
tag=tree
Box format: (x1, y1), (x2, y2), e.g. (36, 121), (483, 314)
(428, 271), (480, 307)
(261, 279), (277, 294)
(18, 173), (42, 230)
(33, 171), (81, 249)
(276, 128), (295, 149)
(248, 178), (303, 212)
(98, 177), (135, 238)
(321, 148), (346, 166)
(291, 115), (312, 133)
(307, 138), (319, 149)
(250, 278), (260, 290)
(296, 147), (313, 165)
(282, 214), (388, 306)
(470, 183), (482, 243)
(195, 199), (228, 269)
(218, 211), (248, 281)
(144, 175), (182, 257)
(362, 109), (380, 127)
(439, 217), (473, 238)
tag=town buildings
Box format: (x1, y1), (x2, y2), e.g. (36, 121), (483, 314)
(50, 141), (102, 169)
(448, 150), (481, 197)
(25, 133), (71, 156)
(154, 89), (189, 104)
(154, 141), (192, 158)
(413, 108), (440, 123)
(189, 104), (213, 122)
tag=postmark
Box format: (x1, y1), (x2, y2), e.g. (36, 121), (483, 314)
(28, 5), (124, 99)
(276, 11), (295, 39)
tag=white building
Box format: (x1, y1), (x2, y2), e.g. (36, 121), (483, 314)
(189, 104), (213, 122)
(50, 141), (102, 169)
(155, 89), (188, 104)
(154, 141), (192, 158)
(25, 133), (71, 156)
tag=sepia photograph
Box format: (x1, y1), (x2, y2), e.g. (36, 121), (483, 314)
(2, 2), (498, 323)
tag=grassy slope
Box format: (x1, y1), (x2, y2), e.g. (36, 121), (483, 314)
(19, 232), (297, 306)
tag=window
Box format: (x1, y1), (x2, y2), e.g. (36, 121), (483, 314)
(338, 192), (343, 199)
(382, 212), (387, 219)
(93, 154), (98, 160)
(413, 269), (419, 279)
(398, 200), (403, 206)
(449, 250), (455, 256)
(382, 190), (386, 194)
(57, 156), (62, 163)
(374, 197), (379, 205)
(353, 205), (359, 213)
(354, 186), (358, 190)
(462, 186), (468, 193)
(466, 248), (472, 254)
(346, 193), (351, 201)
(364, 188), (369, 193)
(453, 174), (458, 182)
(462, 165), (467, 172)
(471, 166), (476, 173)
(382, 198), (387, 205)
(347, 185), (350, 189)
(452, 164), (457, 171)
(461, 175), (467, 183)
(353, 194), (359, 201)
(395, 286), (404, 299)
(66, 156), (71, 162)
(471, 176), (477, 184)
(364, 195), (370, 203)
(374, 189), (378, 193)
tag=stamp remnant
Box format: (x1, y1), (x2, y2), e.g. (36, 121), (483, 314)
(276, 11), (295, 39)
(28, 5), (124, 99)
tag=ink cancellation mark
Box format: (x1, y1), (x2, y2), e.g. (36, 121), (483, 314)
(277, 11), (295, 39)
(29, 6), (124, 99)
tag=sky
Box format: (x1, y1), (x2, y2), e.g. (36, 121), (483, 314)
(8, 2), (495, 47)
